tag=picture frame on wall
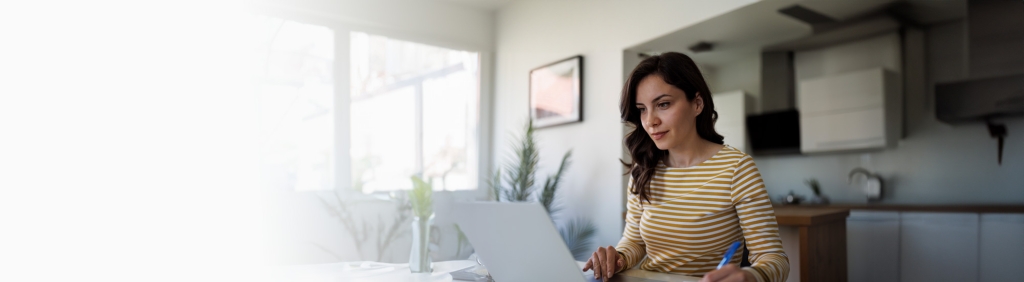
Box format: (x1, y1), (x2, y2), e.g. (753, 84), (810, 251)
(529, 55), (583, 129)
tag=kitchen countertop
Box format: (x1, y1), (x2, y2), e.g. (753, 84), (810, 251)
(772, 206), (850, 226)
(774, 203), (1024, 214)
(624, 204), (1024, 223)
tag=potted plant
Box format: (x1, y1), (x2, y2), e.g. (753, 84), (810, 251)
(408, 176), (433, 273)
(488, 120), (596, 260)
(805, 178), (829, 205)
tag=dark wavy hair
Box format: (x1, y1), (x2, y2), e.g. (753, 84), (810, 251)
(619, 52), (724, 204)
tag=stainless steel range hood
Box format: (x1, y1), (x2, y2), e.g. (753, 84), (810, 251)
(935, 0), (1024, 124)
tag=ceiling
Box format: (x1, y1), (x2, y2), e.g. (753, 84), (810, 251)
(432, 0), (516, 11)
(628, 0), (966, 68)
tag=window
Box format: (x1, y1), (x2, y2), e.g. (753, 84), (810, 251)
(349, 32), (479, 193)
(254, 17), (335, 192)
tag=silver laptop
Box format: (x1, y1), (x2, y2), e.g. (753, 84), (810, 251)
(453, 201), (661, 282)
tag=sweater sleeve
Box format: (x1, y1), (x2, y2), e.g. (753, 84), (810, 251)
(731, 155), (790, 282)
(615, 177), (646, 272)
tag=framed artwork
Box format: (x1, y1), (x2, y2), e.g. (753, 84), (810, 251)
(529, 55), (582, 128)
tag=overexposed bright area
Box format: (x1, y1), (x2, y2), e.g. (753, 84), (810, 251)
(2, 0), (491, 277)
(0, 1), (280, 281)
(255, 18), (336, 192)
(350, 32), (480, 193)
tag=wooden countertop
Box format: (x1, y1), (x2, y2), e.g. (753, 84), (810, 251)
(773, 206), (850, 226)
(774, 204), (1024, 214)
(622, 204), (1024, 225)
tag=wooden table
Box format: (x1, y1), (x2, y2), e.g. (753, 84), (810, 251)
(773, 206), (850, 282)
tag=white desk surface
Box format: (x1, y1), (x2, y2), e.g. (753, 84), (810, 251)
(274, 260), (701, 282)
(575, 261), (702, 282)
(274, 260), (475, 282)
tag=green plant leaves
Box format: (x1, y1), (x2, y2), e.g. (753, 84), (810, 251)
(559, 217), (597, 261)
(409, 176), (434, 218)
(488, 120), (595, 259)
(540, 150), (572, 214)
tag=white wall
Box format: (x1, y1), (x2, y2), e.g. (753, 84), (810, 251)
(492, 0), (759, 247)
(706, 54), (762, 102)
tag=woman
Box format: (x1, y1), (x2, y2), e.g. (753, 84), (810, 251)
(582, 52), (789, 282)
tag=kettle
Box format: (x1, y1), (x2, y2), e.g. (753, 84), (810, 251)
(849, 168), (883, 202)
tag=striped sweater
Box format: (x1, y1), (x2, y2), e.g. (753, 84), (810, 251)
(616, 145), (789, 282)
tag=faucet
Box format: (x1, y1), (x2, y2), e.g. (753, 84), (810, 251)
(849, 167), (883, 203)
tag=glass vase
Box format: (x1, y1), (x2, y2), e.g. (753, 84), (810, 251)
(409, 213), (434, 273)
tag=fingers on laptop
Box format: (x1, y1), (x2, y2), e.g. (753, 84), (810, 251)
(585, 246), (619, 281)
(604, 246), (617, 279)
(584, 250), (600, 278)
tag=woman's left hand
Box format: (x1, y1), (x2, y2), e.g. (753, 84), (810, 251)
(699, 264), (756, 282)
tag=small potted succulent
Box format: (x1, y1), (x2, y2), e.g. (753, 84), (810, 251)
(805, 178), (829, 205)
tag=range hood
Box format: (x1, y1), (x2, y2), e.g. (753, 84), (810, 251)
(935, 0), (1024, 124)
(936, 74), (1024, 123)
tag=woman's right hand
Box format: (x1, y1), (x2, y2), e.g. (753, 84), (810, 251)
(581, 245), (624, 282)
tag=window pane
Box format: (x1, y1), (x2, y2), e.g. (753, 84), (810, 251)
(350, 32), (478, 192)
(350, 87), (417, 192)
(255, 17), (334, 192)
(423, 60), (478, 191)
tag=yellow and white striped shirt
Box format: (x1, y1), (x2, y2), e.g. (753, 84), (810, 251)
(616, 145), (789, 282)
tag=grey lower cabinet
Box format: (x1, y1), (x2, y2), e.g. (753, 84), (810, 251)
(899, 212), (979, 282)
(847, 211), (900, 282)
(979, 214), (1024, 282)
(847, 210), (1024, 282)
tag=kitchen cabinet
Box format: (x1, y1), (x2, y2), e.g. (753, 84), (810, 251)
(899, 212), (979, 282)
(786, 206), (1024, 282)
(847, 211), (900, 282)
(797, 67), (901, 153)
(774, 206), (850, 282)
(979, 213), (1024, 282)
(713, 90), (751, 152)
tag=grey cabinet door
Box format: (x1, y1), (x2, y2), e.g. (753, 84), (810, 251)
(847, 211), (900, 282)
(900, 212), (979, 282)
(979, 213), (1024, 282)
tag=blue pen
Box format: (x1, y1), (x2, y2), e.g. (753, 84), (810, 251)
(716, 241), (743, 269)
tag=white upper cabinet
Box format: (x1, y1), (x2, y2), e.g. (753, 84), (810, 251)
(793, 32), (903, 154)
(713, 90), (750, 153)
(798, 67), (901, 153)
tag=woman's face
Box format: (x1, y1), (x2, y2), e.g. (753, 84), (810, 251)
(634, 74), (703, 151)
